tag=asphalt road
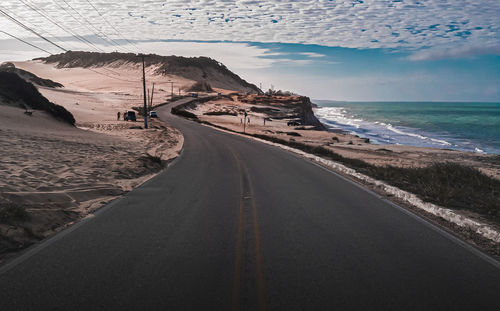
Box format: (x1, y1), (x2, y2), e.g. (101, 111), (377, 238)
(1, 99), (499, 311)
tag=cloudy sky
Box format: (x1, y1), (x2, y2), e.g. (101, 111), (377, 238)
(0, 0), (499, 101)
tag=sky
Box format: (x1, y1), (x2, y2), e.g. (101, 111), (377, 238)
(0, 0), (499, 101)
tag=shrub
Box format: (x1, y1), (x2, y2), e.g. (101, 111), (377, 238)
(249, 134), (499, 222)
(362, 163), (500, 219)
(204, 111), (237, 116)
(171, 106), (198, 119)
(174, 110), (500, 223)
(0, 204), (29, 221)
(187, 81), (213, 92)
(0, 72), (75, 125)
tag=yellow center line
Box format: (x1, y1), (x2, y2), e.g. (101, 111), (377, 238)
(228, 146), (267, 311)
(232, 174), (245, 311)
(230, 147), (245, 311)
(247, 171), (267, 311)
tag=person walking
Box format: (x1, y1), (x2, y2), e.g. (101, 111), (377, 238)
(117, 111), (121, 120)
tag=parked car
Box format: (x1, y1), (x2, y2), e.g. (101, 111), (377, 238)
(149, 111), (158, 118)
(191, 93), (198, 98)
(287, 120), (301, 126)
(124, 111), (136, 121)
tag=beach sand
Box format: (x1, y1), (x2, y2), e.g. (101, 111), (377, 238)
(0, 61), (184, 261)
(2, 60), (498, 259)
(176, 94), (500, 251)
(186, 95), (500, 180)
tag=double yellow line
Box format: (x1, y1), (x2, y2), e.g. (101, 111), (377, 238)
(230, 148), (267, 311)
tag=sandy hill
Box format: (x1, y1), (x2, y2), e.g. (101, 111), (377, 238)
(36, 51), (261, 94)
(0, 62), (63, 88)
(0, 70), (74, 125)
(0, 65), (183, 260)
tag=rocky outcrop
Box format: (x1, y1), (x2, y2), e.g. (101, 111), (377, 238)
(238, 94), (326, 130)
(296, 96), (327, 130)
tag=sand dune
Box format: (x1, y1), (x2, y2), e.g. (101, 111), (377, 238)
(0, 61), (183, 261)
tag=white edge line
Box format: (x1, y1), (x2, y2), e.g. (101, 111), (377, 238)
(197, 122), (500, 269)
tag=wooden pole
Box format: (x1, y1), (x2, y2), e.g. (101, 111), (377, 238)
(150, 83), (155, 108)
(140, 54), (148, 129)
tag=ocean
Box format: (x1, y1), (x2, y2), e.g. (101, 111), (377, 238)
(313, 101), (500, 154)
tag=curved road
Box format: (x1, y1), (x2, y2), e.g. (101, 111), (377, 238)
(1, 99), (499, 310)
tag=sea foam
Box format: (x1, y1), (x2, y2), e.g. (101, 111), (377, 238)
(314, 106), (482, 152)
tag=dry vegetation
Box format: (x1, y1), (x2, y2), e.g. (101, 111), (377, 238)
(172, 99), (500, 226)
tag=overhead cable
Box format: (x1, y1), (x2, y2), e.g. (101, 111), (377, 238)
(0, 30), (52, 54)
(19, 0), (105, 52)
(85, 0), (143, 53)
(0, 7), (67, 52)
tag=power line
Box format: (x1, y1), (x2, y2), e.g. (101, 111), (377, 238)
(1, 2), (141, 82)
(18, 0), (105, 53)
(0, 28), (138, 83)
(0, 3), (78, 51)
(0, 30), (52, 54)
(58, 0), (131, 53)
(84, 67), (140, 83)
(0, 7), (67, 52)
(94, 65), (140, 80)
(84, 0), (143, 53)
(51, 0), (114, 50)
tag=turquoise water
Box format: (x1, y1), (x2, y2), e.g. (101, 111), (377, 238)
(313, 101), (500, 154)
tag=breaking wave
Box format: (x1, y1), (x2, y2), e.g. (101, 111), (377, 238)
(314, 106), (486, 153)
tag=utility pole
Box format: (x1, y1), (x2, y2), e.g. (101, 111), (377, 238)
(147, 88), (150, 112)
(166, 81), (174, 98)
(150, 83), (155, 109)
(139, 54), (148, 129)
(243, 110), (247, 133)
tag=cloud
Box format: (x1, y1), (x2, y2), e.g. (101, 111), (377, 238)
(409, 45), (500, 61)
(138, 41), (278, 70)
(0, 0), (498, 56)
(298, 52), (326, 58)
(0, 37), (296, 73)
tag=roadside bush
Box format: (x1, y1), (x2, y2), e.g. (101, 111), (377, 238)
(0, 72), (75, 125)
(204, 111), (237, 116)
(174, 104), (500, 224)
(363, 163), (500, 219)
(250, 134), (499, 222)
(0, 204), (29, 221)
(187, 81), (213, 92)
(171, 106), (198, 119)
